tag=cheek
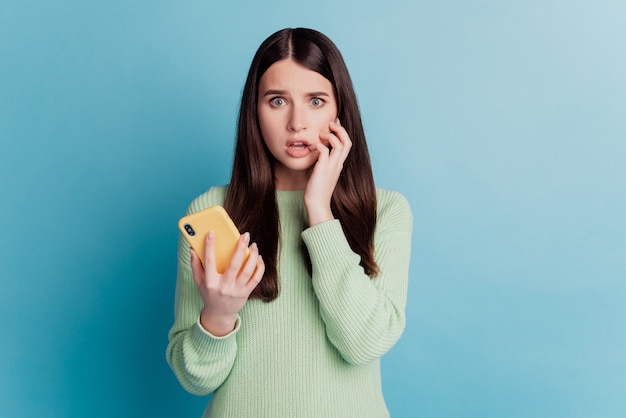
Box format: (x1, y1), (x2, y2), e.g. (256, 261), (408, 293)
(259, 108), (282, 130)
(257, 112), (273, 141)
(259, 121), (282, 151)
(314, 111), (336, 134)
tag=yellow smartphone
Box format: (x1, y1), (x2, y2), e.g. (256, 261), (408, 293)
(178, 205), (248, 274)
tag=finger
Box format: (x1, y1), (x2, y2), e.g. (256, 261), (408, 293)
(243, 255), (265, 293)
(319, 132), (347, 167)
(330, 120), (352, 145)
(329, 121), (352, 156)
(190, 248), (205, 287)
(225, 232), (251, 276)
(328, 120), (343, 140)
(324, 131), (342, 151)
(319, 135), (331, 148)
(236, 242), (259, 284)
(311, 142), (329, 163)
(203, 231), (218, 275)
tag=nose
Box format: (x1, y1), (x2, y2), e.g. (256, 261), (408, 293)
(287, 105), (306, 133)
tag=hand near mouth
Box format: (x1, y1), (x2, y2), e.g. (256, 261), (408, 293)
(304, 119), (352, 227)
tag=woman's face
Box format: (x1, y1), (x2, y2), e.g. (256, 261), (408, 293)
(257, 59), (338, 189)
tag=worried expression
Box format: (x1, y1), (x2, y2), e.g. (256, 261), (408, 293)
(257, 59), (338, 187)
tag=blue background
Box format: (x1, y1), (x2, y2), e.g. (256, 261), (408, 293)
(1, 1), (625, 417)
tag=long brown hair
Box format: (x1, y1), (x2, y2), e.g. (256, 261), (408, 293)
(224, 28), (378, 302)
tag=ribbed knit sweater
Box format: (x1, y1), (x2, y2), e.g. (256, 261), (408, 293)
(166, 186), (413, 418)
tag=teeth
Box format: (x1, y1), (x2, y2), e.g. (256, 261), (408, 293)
(290, 142), (305, 147)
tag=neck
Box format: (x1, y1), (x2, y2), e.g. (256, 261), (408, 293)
(273, 165), (311, 190)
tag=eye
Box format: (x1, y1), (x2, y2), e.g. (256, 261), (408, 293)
(310, 97), (325, 107)
(270, 97), (286, 107)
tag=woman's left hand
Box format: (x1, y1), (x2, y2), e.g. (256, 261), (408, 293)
(304, 119), (352, 226)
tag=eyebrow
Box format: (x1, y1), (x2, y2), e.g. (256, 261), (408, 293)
(261, 89), (331, 97)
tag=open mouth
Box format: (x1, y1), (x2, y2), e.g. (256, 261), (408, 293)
(288, 141), (308, 149)
(285, 140), (312, 158)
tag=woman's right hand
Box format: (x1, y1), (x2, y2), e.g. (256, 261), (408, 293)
(190, 231), (265, 336)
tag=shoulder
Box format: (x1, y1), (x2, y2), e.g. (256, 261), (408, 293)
(186, 185), (229, 215)
(375, 187), (412, 218)
(375, 187), (413, 231)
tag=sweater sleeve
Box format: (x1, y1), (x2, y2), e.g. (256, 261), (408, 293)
(300, 190), (413, 365)
(165, 187), (238, 395)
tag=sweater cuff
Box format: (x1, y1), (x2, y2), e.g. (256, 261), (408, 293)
(301, 220), (356, 264)
(196, 315), (241, 338)
(189, 315), (240, 354)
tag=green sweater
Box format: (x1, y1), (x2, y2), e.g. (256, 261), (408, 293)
(166, 186), (413, 418)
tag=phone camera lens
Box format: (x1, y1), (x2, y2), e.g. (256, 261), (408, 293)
(184, 224), (195, 236)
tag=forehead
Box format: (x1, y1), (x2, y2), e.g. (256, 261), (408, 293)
(258, 59), (333, 92)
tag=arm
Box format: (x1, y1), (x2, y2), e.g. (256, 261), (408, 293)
(165, 233), (239, 395)
(166, 188), (264, 395)
(301, 191), (413, 365)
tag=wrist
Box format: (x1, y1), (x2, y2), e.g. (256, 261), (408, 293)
(199, 310), (238, 337)
(306, 206), (334, 227)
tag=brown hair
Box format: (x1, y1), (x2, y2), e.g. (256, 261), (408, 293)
(224, 28), (378, 301)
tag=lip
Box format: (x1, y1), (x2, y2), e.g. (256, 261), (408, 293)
(286, 138), (312, 147)
(285, 138), (313, 158)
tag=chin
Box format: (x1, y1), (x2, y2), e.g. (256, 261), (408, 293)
(274, 158), (316, 175)
(287, 159), (316, 171)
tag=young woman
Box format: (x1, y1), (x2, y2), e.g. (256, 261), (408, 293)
(167, 28), (413, 418)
